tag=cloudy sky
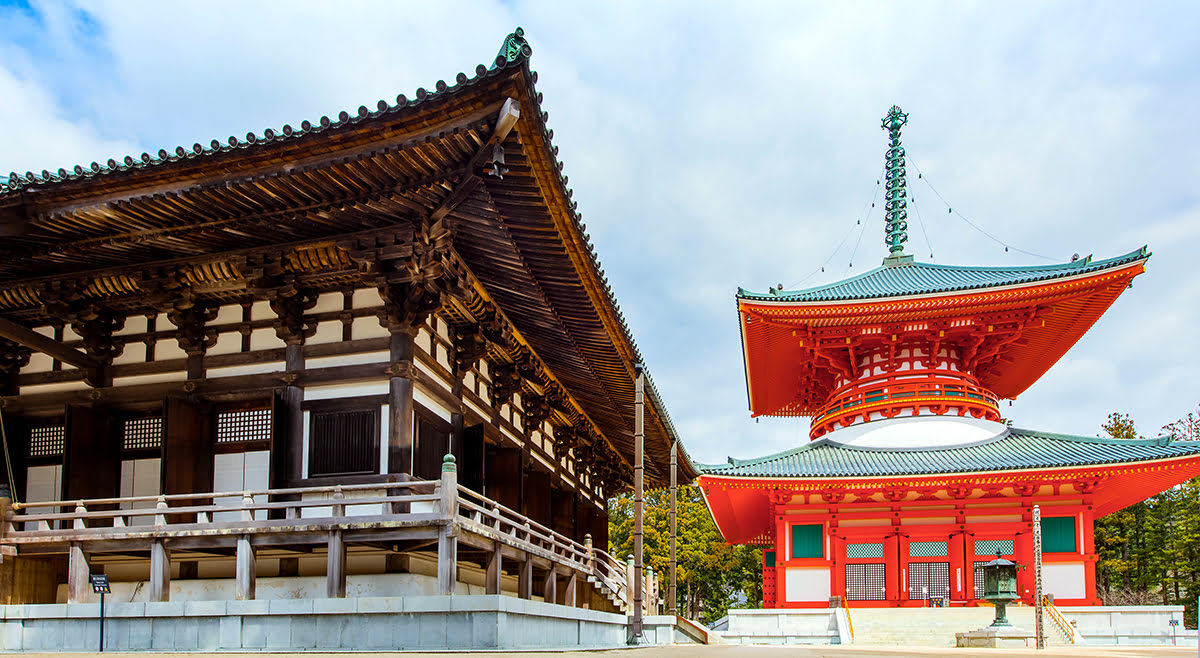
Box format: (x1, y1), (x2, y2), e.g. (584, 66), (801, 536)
(2, 1), (1198, 464)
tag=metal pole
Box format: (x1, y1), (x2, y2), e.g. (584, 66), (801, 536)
(669, 439), (678, 616)
(1033, 504), (1044, 650)
(631, 364), (645, 641)
(99, 590), (105, 652)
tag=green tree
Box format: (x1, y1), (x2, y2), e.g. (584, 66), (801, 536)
(1094, 405), (1200, 626)
(609, 485), (761, 624)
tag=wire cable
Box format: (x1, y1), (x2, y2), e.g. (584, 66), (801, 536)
(909, 157), (1056, 261)
(785, 172), (883, 289)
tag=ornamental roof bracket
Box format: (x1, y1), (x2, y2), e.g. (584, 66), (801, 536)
(881, 105), (913, 267)
(492, 27), (531, 69)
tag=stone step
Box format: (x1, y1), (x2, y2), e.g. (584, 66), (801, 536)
(846, 606), (1070, 647)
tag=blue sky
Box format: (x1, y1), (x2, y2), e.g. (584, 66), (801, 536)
(2, 1), (1198, 464)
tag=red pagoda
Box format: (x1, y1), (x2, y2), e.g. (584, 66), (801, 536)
(699, 106), (1200, 609)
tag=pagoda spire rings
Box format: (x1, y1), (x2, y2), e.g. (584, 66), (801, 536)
(881, 105), (909, 256)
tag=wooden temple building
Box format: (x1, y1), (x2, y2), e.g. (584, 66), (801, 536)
(699, 107), (1200, 609)
(0, 28), (696, 610)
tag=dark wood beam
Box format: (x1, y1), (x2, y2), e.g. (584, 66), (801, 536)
(0, 314), (98, 371)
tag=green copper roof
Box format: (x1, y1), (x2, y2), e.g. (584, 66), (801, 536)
(699, 427), (1200, 478)
(739, 247), (1148, 303)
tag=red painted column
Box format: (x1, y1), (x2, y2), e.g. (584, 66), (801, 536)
(1015, 529), (1034, 604)
(831, 531), (846, 602)
(884, 534), (900, 604)
(1081, 507), (1098, 604)
(775, 513), (788, 606)
(949, 531), (966, 601)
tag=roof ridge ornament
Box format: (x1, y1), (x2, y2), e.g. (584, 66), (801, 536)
(881, 105), (912, 266)
(493, 27), (532, 69)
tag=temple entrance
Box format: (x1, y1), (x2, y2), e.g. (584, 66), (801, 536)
(907, 561), (950, 603)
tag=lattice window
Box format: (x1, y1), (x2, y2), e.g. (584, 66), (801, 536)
(216, 409), (272, 444)
(909, 561), (950, 600)
(309, 407), (380, 477)
(28, 425), (65, 458)
(974, 561), (989, 599)
(847, 542), (884, 559)
(123, 417), (162, 450)
(909, 541), (948, 557)
(975, 539), (1014, 556)
(845, 563), (886, 601)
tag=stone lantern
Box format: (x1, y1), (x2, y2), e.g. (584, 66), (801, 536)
(981, 551), (1019, 627)
(956, 551), (1032, 648)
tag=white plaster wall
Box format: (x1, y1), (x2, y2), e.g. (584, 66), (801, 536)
(207, 363), (285, 378)
(351, 316), (389, 340)
(414, 387), (453, 422)
(306, 351), (389, 370)
(1044, 562), (1086, 600)
(305, 382), (389, 400)
(307, 321), (343, 345)
(785, 567), (831, 603)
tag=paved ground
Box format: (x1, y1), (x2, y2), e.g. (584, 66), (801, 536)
(14, 646), (1198, 657)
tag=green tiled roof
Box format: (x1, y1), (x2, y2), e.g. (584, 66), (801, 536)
(700, 427), (1200, 478)
(738, 247), (1148, 303)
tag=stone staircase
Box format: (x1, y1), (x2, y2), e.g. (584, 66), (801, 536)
(847, 606), (1071, 646)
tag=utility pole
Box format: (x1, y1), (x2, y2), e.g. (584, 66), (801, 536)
(631, 364), (645, 642)
(1033, 504), (1045, 650)
(669, 439), (678, 616)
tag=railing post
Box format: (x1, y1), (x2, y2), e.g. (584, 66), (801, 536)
(154, 495), (168, 526)
(437, 454), (459, 595)
(332, 485), (345, 518)
(585, 533), (594, 572)
(73, 501), (87, 530)
(241, 492), (255, 522)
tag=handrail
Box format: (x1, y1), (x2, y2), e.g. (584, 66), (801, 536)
(1042, 596), (1083, 644)
(812, 373), (1000, 437)
(12, 480), (437, 510)
(2, 477), (634, 613)
(841, 595), (855, 642)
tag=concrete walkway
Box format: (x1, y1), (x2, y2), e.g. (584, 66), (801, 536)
(12, 646), (1198, 657)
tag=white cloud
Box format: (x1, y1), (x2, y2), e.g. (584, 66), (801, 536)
(2, 0), (1198, 464)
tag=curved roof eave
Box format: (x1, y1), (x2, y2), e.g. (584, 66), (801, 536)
(737, 247), (1150, 304)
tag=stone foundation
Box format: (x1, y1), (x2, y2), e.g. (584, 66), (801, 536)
(0, 595), (656, 651)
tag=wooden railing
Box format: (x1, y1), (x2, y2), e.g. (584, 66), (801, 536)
(1, 474), (639, 611)
(5, 481), (441, 535)
(812, 371), (1000, 436)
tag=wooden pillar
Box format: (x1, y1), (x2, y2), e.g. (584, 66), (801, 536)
(518, 555), (533, 600)
(327, 530), (346, 598)
(543, 566), (558, 605)
(284, 344), (305, 484)
(150, 539), (170, 602)
(236, 535), (256, 600)
(387, 331), (415, 474)
(669, 439), (678, 615)
(67, 543), (89, 603)
(485, 541), (503, 595)
(564, 572), (577, 608)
